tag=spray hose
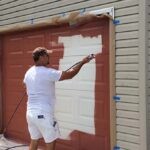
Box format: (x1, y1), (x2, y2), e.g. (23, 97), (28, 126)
(3, 92), (26, 135)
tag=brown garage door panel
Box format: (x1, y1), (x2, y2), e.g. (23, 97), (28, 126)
(2, 18), (110, 150)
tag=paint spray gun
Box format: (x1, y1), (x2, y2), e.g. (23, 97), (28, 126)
(87, 54), (95, 60)
(66, 54), (96, 71)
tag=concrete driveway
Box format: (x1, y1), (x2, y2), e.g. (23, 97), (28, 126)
(0, 135), (42, 150)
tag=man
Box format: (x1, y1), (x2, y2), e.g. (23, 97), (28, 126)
(23, 47), (95, 150)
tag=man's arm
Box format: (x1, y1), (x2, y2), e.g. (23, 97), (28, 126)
(59, 55), (94, 81)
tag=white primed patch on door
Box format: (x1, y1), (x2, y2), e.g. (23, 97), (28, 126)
(55, 34), (102, 139)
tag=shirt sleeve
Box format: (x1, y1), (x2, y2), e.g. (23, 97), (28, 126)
(47, 68), (62, 81)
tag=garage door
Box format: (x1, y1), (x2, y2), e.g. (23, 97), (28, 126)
(2, 18), (110, 150)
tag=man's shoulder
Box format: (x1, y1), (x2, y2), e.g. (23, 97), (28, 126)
(25, 66), (35, 74)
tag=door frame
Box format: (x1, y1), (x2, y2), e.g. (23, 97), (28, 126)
(0, 36), (3, 133)
(109, 19), (116, 150)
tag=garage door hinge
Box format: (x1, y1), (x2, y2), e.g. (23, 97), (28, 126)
(113, 95), (120, 102)
(113, 146), (120, 150)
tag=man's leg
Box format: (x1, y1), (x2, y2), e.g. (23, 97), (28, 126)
(46, 141), (56, 150)
(29, 139), (39, 150)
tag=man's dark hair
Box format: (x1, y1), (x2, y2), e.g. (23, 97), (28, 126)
(32, 47), (48, 62)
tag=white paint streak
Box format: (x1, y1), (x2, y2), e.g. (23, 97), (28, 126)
(55, 34), (102, 139)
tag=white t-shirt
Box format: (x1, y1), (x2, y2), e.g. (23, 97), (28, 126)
(23, 66), (62, 114)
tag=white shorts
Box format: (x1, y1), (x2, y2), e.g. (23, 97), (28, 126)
(26, 111), (60, 143)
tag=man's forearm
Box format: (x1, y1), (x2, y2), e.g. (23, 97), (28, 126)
(59, 55), (94, 81)
(59, 61), (85, 80)
(66, 61), (84, 79)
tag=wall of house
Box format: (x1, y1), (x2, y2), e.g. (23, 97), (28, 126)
(0, 0), (145, 149)
(147, 0), (150, 149)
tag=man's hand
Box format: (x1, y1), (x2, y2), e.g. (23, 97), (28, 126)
(82, 54), (95, 64)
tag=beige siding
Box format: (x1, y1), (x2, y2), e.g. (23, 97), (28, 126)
(0, 0), (145, 150)
(0, 0), (139, 26)
(147, 0), (150, 149)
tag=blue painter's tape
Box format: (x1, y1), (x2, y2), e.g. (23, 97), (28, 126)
(61, 12), (66, 17)
(31, 18), (34, 24)
(80, 8), (86, 15)
(114, 146), (120, 150)
(113, 95), (121, 102)
(113, 19), (120, 25)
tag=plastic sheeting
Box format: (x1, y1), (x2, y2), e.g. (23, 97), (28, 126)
(0, 135), (29, 150)
(0, 12), (112, 34)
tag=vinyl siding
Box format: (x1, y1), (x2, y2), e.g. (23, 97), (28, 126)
(0, 0), (144, 150)
(147, 0), (150, 149)
(115, 2), (139, 149)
